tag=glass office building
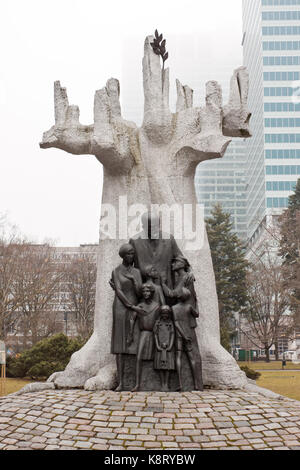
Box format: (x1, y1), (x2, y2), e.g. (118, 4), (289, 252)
(195, 141), (248, 240)
(243, 0), (300, 242)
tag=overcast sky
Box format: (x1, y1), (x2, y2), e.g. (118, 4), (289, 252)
(0, 0), (243, 246)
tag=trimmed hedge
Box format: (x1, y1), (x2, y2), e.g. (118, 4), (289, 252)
(6, 334), (86, 380)
(240, 365), (261, 381)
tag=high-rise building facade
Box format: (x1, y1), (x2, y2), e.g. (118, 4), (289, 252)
(243, 0), (300, 242)
(195, 140), (248, 240)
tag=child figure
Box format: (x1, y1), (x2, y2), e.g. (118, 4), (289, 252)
(172, 288), (203, 391)
(144, 265), (166, 306)
(153, 306), (175, 392)
(129, 283), (160, 392)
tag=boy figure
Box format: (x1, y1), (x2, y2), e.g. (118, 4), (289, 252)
(129, 283), (160, 392)
(172, 288), (203, 391)
(144, 265), (166, 306)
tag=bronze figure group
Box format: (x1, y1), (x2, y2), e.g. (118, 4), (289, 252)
(109, 214), (203, 392)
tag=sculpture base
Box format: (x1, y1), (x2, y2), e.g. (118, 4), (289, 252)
(121, 352), (202, 392)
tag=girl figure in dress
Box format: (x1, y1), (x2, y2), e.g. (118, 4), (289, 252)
(153, 305), (175, 391)
(110, 243), (142, 391)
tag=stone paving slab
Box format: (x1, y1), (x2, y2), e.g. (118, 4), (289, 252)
(1, 389), (300, 450)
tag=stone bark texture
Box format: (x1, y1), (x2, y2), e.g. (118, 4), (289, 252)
(40, 36), (251, 391)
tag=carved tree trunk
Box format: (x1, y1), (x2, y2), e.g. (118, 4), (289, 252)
(40, 35), (251, 390)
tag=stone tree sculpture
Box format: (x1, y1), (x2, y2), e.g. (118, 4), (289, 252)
(40, 35), (251, 390)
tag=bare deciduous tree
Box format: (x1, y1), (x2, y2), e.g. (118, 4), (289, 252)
(0, 239), (24, 339)
(242, 246), (293, 362)
(14, 244), (64, 347)
(0, 215), (25, 339)
(63, 254), (96, 339)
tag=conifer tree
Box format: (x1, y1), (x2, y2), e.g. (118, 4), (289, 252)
(206, 204), (249, 351)
(279, 178), (300, 321)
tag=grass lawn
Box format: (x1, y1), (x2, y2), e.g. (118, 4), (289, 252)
(256, 371), (300, 402)
(0, 378), (33, 397)
(238, 362), (300, 401)
(238, 361), (300, 370)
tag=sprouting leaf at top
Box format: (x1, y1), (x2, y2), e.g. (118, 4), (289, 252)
(151, 30), (169, 63)
(151, 38), (159, 48)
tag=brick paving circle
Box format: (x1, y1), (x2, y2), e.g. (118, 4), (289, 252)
(1, 389), (300, 450)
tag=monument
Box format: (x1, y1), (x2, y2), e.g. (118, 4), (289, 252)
(40, 31), (252, 391)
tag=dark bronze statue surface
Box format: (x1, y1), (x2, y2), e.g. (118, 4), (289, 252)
(130, 283), (160, 391)
(109, 214), (203, 392)
(150, 29), (169, 71)
(172, 288), (203, 391)
(162, 255), (198, 327)
(144, 265), (165, 306)
(110, 243), (142, 391)
(153, 306), (175, 392)
(129, 213), (183, 288)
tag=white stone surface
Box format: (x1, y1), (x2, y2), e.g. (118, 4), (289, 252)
(244, 383), (284, 400)
(42, 35), (251, 391)
(12, 382), (55, 396)
(84, 363), (118, 391)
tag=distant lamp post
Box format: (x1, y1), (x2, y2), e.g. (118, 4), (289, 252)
(64, 312), (70, 337)
(282, 352), (287, 370)
(0, 341), (6, 396)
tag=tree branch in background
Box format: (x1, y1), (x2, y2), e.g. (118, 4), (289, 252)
(63, 254), (96, 339)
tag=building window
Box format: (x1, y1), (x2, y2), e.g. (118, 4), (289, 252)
(264, 72), (300, 81)
(262, 11), (300, 21)
(266, 165), (300, 175)
(265, 149), (300, 159)
(264, 103), (300, 112)
(265, 118), (300, 127)
(263, 41), (300, 51)
(278, 338), (289, 354)
(267, 197), (289, 208)
(264, 87), (300, 98)
(266, 181), (297, 191)
(263, 56), (300, 66)
(263, 25), (300, 35)
(262, 0), (300, 4)
(265, 134), (300, 143)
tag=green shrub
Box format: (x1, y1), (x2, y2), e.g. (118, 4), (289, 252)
(240, 365), (261, 381)
(6, 333), (86, 380)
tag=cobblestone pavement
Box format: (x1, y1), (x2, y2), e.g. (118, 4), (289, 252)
(1, 389), (300, 450)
